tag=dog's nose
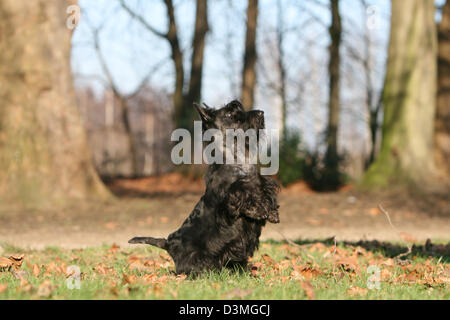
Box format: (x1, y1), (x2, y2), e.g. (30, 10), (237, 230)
(250, 110), (264, 118)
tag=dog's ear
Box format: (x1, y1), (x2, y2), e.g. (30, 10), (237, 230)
(225, 177), (280, 223)
(194, 103), (214, 123)
(228, 100), (245, 111)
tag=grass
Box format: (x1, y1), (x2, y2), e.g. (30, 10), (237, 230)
(0, 240), (448, 300)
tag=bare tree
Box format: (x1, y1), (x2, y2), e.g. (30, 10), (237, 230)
(84, 18), (166, 176)
(435, 0), (450, 177)
(120, 0), (209, 131)
(0, 0), (110, 204)
(363, 0), (438, 186)
(276, 0), (289, 140)
(358, 0), (383, 168)
(326, 0), (342, 161)
(241, 0), (259, 110)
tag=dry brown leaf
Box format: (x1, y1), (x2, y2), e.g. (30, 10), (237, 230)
(399, 232), (416, 243)
(105, 222), (119, 230)
(368, 207), (380, 216)
(160, 216), (169, 223)
(309, 243), (328, 252)
(347, 286), (368, 296)
(0, 254), (24, 272)
(249, 266), (259, 275)
(37, 279), (55, 298)
(334, 257), (360, 273)
(295, 265), (323, 280)
(261, 254), (276, 266)
(223, 288), (253, 299)
(94, 263), (116, 276)
(0, 283), (8, 294)
(299, 281), (315, 300)
(159, 253), (171, 261)
(381, 269), (391, 281)
(109, 243), (120, 253)
(352, 246), (368, 258)
(169, 288), (178, 299)
(434, 276), (450, 284)
(147, 284), (163, 297)
(0, 257), (13, 271)
(306, 218), (323, 226)
(32, 264), (40, 277)
(382, 258), (395, 267)
(142, 273), (158, 284)
(122, 273), (137, 285)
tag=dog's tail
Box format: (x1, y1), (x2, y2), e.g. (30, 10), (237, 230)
(128, 237), (167, 250)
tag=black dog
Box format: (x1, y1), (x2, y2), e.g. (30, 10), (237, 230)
(129, 100), (280, 275)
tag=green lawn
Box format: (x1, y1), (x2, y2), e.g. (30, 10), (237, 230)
(0, 240), (448, 300)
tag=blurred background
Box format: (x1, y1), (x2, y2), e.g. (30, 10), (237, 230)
(0, 0), (448, 248)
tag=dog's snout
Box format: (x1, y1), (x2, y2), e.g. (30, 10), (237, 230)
(248, 110), (264, 118)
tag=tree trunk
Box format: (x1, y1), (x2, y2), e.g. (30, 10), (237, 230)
(163, 0), (186, 131)
(363, 0), (437, 186)
(326, 0), (342, 160)
(0, 0), (110, 205)
(276, 0), (288, 140)
(117, 96), (140, 176)
(184, 0), (209, 131)
(121, 0), (208, 132)
(241, 0), (259, 111)
(435, 0), (450, 176)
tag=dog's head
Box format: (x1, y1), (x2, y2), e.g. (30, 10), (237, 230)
(194, 100), (265, 134)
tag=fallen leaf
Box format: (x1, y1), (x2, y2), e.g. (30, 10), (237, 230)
(223, 288), (253, 299)
(0, 283), (7, 294)
(334, 257), (360, 273)
(160, 217), (169, 223)
(347, 286), (368, 297)
(0, 254), (24, 272)
(0, 257), (13, 271)
(109, 243), (120, 253)
(37, 280), (55, 298)
(299, 281), (315, 300)
(306, 218), (323, 226)
(309, 243), (328, 252)
(381, 269), (391, 281)
(32, 264), (40, 277)
(295, 265), (323, 279)
(368, 208), (380, 216)
(159, 253), (171, 261)
(399, 232), (416, 243)
(105, 222), (119, 230)
(261, 254), (275, 266)
(249, 262), (262, 277)
(382, 258), (395, 267)
(169, 288), (178, 298)
(122, 273), (137, 285)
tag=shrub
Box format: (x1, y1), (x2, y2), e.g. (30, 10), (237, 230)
(303, 150), (348, 191)
(277, 131), (305, 187)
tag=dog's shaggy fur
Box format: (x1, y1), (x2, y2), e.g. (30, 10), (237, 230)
(129, 100), (280, 275)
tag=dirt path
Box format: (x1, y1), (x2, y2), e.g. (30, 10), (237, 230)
(0, 176), (449, 249)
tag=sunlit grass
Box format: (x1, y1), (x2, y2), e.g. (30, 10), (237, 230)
(0, 241), (448, 300)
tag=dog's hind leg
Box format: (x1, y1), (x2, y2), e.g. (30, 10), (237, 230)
(128, 237), (167, 249)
